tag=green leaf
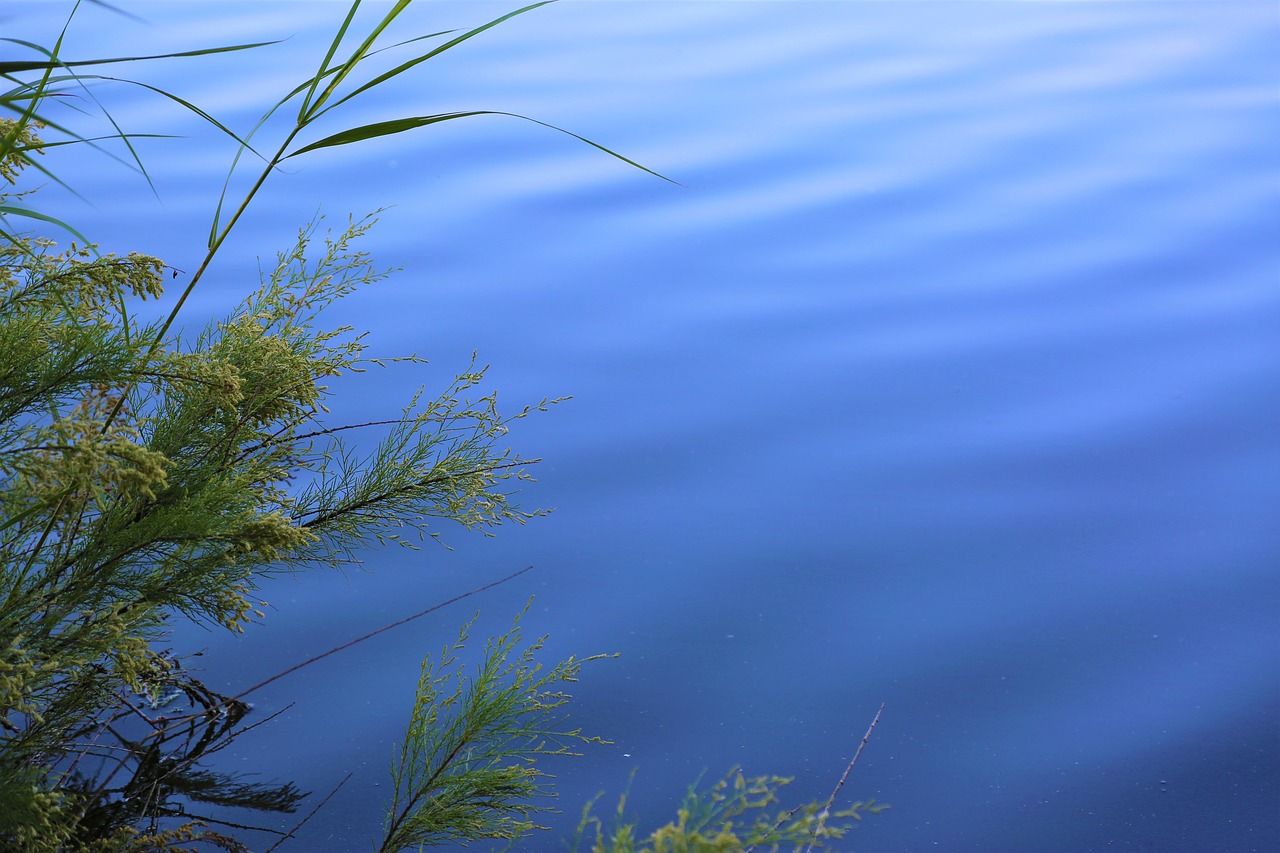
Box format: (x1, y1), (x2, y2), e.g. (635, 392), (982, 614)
(95, 76), (264, 159)
(298, 0), (370, 122)
(285, 111), (489, 157)
(320, 2), (557, 117)
(0, 203), (90, 243)
(0, 40), (279, 75)
(286, 110), (677, 183)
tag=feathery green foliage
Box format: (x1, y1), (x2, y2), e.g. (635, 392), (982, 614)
(381, 605), (613, 852)
(0, 0), (622, 844)
(572, 770), (887, 853)
(0, 122), (549, 844)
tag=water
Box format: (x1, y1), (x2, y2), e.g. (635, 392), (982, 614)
(6, 1), (1278, 850)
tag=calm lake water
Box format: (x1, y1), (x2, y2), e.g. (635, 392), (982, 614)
(9, 1), (1279, 850)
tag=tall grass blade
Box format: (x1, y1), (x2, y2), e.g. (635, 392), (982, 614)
(299, 0), (368, 121)
(0, 41), (279, 75)
(0, 203), (89, 243)
(322, 2), (556, 115)
(287, 109), (676, 183)
(302, 0), (416, 125)
(7, 132), (173, 151)
(0, 105), (164, 206)
(286, 112), (489, 156)
(96, 76), (264, 158)
(83, 0), (144, 22)
(2, 37), (275, 205)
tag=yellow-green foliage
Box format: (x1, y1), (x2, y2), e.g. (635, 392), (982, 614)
(381, 605), (614, 852)
(0, 121), (549, 847)
(574, 769), (888, 853)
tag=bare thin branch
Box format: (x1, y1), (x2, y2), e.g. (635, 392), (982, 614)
(231, 565), (533, 702)
(804, 703), (885, 853)
(265, 772), (352, 853)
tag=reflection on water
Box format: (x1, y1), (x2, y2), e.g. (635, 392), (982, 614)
(10, 1), (1279, 850)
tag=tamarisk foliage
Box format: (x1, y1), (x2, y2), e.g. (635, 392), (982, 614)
(572, 769), (887, 853)
(1, 0), (595, 843)
(0, 130), (552, 843)
(381, 606), (613, 851)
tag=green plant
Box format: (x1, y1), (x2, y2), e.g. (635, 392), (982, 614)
(0, 0), (640, 846)
(0, 154), (555, 844)
(381, 605), (613, 852)
(572, 707), (887, 853)
(572, 769), (887, 853)
(1, 3), (886, 850)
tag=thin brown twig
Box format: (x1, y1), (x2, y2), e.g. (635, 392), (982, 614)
(169, 810), (290, 836)
(230, 565), (533, 703)
(264, 772), (352, 853)
(804, 703), (885, 853)
(129, 566), (534, 747)
(746, 801), (805, 853)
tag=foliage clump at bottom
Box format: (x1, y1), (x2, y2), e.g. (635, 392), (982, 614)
(573, 769), (887, 853)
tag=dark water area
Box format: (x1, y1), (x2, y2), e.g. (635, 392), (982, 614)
(7, 1), (1279, 850)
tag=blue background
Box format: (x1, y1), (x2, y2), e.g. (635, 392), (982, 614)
(8, 2), (1279, 850)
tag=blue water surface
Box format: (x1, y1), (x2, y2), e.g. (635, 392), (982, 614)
(7, 2), (1279, 851)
